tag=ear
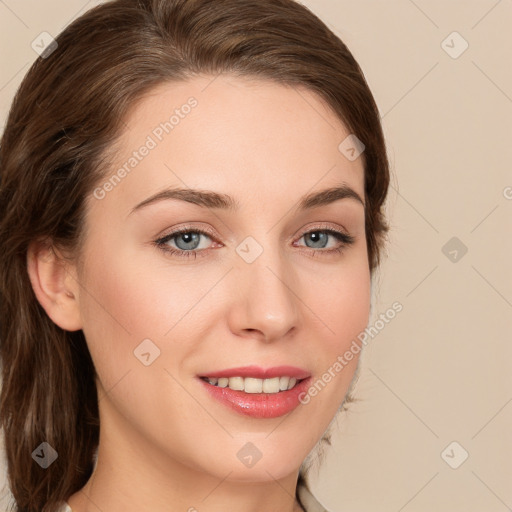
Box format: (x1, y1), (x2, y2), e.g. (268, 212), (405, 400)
(26, 240), (83, 332)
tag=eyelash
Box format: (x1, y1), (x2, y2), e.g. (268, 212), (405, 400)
(154, 224), (355, 260)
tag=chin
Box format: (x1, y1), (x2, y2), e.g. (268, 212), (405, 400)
(223, 460), (301, 483)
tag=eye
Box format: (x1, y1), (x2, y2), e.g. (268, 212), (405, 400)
(294, 227), (355, 256)
(154, 224), (355, 259)
(154, 227), (215, 259)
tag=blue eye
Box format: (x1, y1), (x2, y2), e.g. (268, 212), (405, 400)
(155, 228), (213, 259)
(169, 231), (203, 251)
(154, 226), (355, 259)
(299, 230), (352, 250)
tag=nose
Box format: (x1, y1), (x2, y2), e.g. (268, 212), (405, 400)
(226, 243), (300, 343)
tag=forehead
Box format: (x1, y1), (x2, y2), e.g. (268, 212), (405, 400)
(91, 74), (365, 218)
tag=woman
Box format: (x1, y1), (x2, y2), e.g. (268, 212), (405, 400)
(0, 0), (390, 511)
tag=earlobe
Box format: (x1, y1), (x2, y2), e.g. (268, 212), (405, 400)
(26, 240), (83, 332)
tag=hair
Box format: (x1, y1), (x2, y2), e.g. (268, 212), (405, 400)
(0, 0), (390, 510)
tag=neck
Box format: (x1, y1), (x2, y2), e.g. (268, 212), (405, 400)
(67, 399), (305, 512)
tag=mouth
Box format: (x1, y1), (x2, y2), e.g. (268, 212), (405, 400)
(196, 366), (312, 419)
(199, 375), (306, 393)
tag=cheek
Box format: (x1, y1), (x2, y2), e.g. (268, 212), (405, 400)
(76, 240), (217, 381)
(297, 269), (370, 416)
(300, 252), (370, 403)
(76, 243), (163, 380)
(79, 238), (200, 335)
(304, 253), (371, 349)
(331, 268), (370, 342)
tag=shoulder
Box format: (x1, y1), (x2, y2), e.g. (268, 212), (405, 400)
(297, 481), (334, 512)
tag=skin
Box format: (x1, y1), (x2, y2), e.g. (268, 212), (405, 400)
(27, 74), (370, 512)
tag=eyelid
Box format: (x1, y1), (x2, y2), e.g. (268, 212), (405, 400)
(154, 221), (355, 258)
(157, 221), (350, 242)
(157, 223), (219, 242)
(294, 221), (350, 239)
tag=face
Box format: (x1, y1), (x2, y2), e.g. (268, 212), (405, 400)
(76, 74), (370, 483)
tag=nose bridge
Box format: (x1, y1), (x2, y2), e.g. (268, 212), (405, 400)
(231, 232), (299, 340)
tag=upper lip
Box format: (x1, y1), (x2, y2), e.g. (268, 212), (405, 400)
(198, 365), (310, 380)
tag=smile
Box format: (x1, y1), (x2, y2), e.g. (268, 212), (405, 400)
(197, 367), (312, 418)
(200, 376), (302, 393)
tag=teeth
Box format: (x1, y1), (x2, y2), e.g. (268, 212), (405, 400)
(228, 376), (244, 390)
(203, 376), (302, 393)
(217, 377), (229, 388)
(262, 377), (280, 393)
(244, 377), (263, 393)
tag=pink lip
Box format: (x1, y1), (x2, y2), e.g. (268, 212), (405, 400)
(198, 377), (312, 419)
(197, 369), (312, 419)
(198, 365), (310, 379)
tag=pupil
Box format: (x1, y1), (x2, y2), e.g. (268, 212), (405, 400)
(307, 231), (326, 248)
(176, 232), (200, 250)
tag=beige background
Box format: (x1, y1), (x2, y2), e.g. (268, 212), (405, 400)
(1, 1), (511, 511)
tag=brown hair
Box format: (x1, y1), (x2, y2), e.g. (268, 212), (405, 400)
(0, 0), (390, 510)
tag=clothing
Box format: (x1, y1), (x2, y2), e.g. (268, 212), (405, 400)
(297, 482), (332, 512)
(56, 481), (331, 512)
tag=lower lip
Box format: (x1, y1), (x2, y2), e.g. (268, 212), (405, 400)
(198, 377), (312, 419)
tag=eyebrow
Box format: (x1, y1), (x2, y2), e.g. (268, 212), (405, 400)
(128, 183), (365, 216)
